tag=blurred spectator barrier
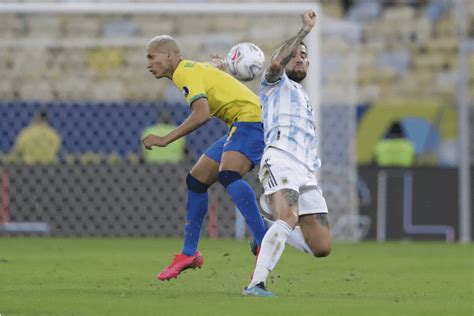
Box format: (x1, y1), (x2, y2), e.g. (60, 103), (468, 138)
(358, 165), (473, 242)
(0, 101), (227, 162)
(0, 164), (250, 237)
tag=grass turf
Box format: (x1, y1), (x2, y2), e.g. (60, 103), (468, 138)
(0, 238), (472, 315)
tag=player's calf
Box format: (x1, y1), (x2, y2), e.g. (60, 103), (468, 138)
(301, 213), (332, 258)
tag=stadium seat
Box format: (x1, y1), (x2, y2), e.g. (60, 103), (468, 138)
(91, 80), (126, 101)
(0, 80), (15, 100)
(347, 1), (381, 22)
(0, 2), (469, 116)
(103, 19), (139, 38)
(63, 16), (101, 37)
(0, 14), (23, 38)
(27, 15), (61, 38)
(87, 49), (125, 77)
(377, 49), (411, 76)
(19, 81), (54, 101)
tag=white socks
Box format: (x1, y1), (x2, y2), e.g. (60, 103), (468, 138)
(263, 217), (314, 256)
(248, 220), (292, 288)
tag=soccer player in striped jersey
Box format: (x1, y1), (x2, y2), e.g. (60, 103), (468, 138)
(143, 35), (267, 281)
(243, 10), (332, 297)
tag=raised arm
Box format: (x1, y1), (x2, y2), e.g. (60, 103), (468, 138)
(265, 10), (316, 83)
(209, 54), (226, 71)
(142, 98), (211, 149)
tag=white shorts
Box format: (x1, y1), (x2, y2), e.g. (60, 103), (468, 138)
(258, 147), (328, 216)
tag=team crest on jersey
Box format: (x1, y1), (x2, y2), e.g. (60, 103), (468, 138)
(182, 86), (189, 97)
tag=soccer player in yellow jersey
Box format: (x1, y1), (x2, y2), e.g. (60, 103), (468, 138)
(142, 35), (267, 281)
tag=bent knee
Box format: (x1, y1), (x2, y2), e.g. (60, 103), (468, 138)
(313, 247), (331, 258)
(308, 242), (331, 258)
(218, 170), (242, 188)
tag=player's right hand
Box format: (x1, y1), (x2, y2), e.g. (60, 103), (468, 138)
(302, 9), (316, 32)
(142, 134), (168, 149)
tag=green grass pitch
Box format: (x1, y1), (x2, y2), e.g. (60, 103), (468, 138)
(0, 238), (472, 315)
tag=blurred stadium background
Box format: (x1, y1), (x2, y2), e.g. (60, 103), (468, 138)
(0, 0), (472, 243)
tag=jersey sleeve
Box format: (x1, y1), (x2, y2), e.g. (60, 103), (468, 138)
(173, 64), (208, 106)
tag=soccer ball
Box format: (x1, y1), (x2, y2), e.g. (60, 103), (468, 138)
(225, 42), (265, 81)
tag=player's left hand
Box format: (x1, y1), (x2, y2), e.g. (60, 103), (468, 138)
(302, 9), (316, 32)
(210, 54), (226, 70)
(142, 134), (168, 149)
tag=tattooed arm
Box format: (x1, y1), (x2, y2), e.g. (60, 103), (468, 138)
(265, 9), (317, 83)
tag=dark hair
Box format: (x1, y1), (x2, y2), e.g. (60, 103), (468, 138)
(39, 110), (48, 120)
(33, 109), (49, 123)
(386, 121), (405, 139)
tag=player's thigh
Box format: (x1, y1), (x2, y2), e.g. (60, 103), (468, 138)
(259, 147), (302, 218)
(189, 154), (220, 185)
(299, 213), (331, 257)
(270, 189), (299, 227)
(219, 122), (264, 175)
(297, 187), (331, 257)
(191, 135), (226, 185)
(220, 150), (253, 175)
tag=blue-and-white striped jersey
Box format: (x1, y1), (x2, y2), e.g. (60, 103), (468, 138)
(259, 71), (321, 171)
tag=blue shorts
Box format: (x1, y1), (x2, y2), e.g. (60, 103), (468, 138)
(204, 122), (264, 167)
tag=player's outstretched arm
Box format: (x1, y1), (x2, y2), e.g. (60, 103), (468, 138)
(142, 99), (211, 149)
(265, 9), (316, 83)
(209, 54), (226, 71)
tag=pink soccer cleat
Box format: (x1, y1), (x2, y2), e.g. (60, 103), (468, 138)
(157, 251), (204, 281)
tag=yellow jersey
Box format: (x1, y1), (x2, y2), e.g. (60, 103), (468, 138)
(172, 60), (261, 126)
(14, 122), (61, 164)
